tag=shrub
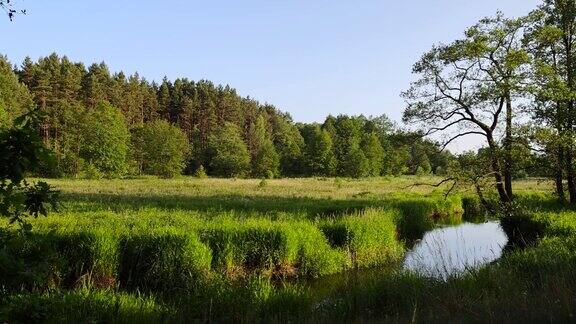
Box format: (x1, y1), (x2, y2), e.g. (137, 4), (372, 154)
(131, 120), (190, 178)
(462, 196), (486, 222)
(0, 230), (61, 292)
(199, 220), (301, 273)
(195, 165), (208, 178)
(0, 230), (118, 291)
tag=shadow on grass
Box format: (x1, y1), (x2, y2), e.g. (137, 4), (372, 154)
(59, 192), (380, 218)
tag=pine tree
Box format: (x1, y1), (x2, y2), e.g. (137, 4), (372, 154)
(157, 78), (172, 121)
(0, 56), (33, 126)
(81, 62), (111, 108)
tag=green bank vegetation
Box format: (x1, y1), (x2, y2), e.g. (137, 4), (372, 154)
(0, 177), (572, 322)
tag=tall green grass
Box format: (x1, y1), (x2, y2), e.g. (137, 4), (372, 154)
(320, 208), (404, 268)
(9, 177), (543, 322)
(0, 290), (171, 323)
(118, 230), (211, 293)
(394, 196), (463, 240)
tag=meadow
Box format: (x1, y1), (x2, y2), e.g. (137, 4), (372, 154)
(1, 176), (573, 323)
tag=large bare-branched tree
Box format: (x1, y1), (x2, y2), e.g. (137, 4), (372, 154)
(403, 14), (531, 203)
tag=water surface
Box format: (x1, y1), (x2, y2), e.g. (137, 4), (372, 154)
(403, 221), (508, 279)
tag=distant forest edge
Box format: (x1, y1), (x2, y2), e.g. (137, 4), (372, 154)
(0, 53), (536, 179)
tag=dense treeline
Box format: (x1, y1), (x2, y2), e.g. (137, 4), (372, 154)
(0, 53), (454, 178)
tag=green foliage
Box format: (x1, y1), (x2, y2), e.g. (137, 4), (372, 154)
(0, 111), (59, 229)
(0, 229), (116, 291)
(303, 125), (336, 176)
(343, 144), (370, 178)
(272, 116), (305, 176)
(79, 101), (130, 177)
(131, 120), (190, 178)
(252, 140), (280, 178)
(0, 56), (32, 125)
(461, 196), (487, 222)
(394, 196), (463, 240)
(0, 101), (8, 129)
(8, 178), (576, 322)
(258, 178), (268, 188)
(4, 53), (462, 179)
(195, 165), (207, 178)
(362, 132), (384, 177)
(207, 122), (251, 177)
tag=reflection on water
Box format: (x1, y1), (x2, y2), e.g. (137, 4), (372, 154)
(403, 221), (508, 279)
(304, 222), (508, 311)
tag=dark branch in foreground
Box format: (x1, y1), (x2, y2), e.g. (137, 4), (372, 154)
(0, 0), (26, 20)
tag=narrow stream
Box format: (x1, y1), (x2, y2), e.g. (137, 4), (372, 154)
(403, 221), (508, 279)
(305, 221), (509, 311)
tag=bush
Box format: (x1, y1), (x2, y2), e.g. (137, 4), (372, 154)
(0, 230), (118, 291)
(195, 165), (208, 178)
(131, 120), (190, 178)
(462, 196), (486, 222)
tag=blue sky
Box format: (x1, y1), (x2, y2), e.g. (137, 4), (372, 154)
(2, 0), (540, 127)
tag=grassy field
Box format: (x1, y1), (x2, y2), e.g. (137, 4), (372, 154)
(1, 176), (573, 322)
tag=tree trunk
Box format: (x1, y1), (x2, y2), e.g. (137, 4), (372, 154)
(487, 135), (511, 203)
(556, 147), (567, 203)
(566, 149), (576, 204)
(503, 93), (514, 200)
(564, 34), (576, 204)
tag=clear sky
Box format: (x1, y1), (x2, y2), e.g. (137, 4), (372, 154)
(2, 0), (541, 128)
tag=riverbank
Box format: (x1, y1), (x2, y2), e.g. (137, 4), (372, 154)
(0, 177), (569, 322)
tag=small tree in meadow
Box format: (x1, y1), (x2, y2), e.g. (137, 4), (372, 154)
(253, 140), (280, 178)
(304, 126), (336, 176)
(343, 144), (370, 178)
(195, 165), (207, 178)
(362, 132), (384, 177)
(80, 101), (130, 177)
(207, 122), (251, 177)
(131, 120), (190, 178)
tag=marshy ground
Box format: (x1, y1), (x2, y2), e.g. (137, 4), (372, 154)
(1, 177), (573, 323)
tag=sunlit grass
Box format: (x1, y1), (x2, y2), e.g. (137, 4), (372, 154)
(1, 176), (571, 322)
